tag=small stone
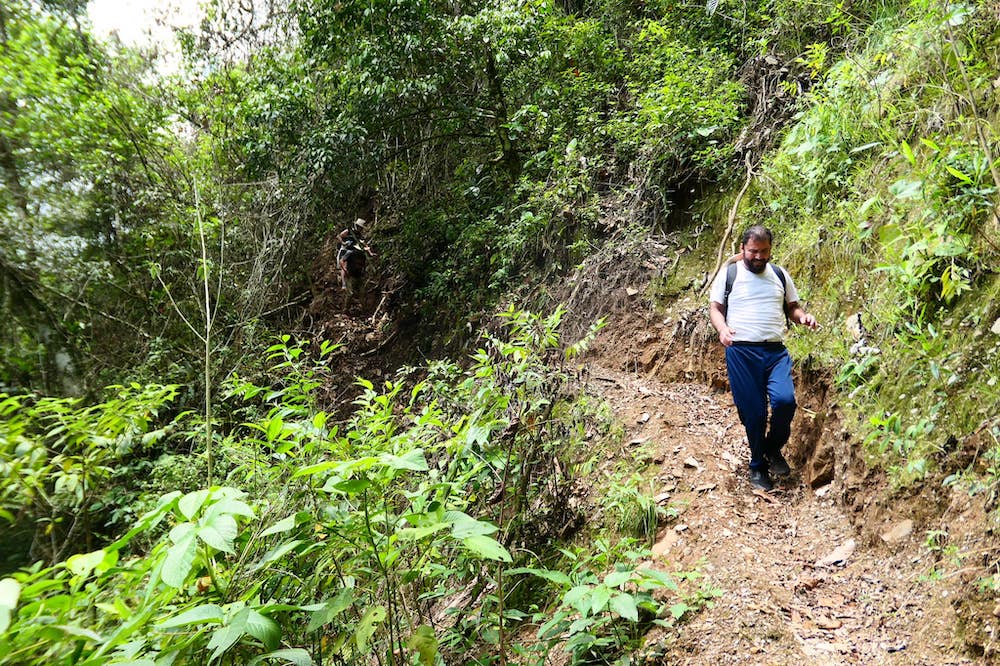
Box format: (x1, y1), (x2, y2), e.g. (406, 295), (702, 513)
(881, 519), (914, 544)
(816, 539), (856, 568)
(683, 456), (702, 471)
(652, 530), (678, 557)
(992, 318), (1000, 336)
(674, 524), (688, 532)
(638, 412), (650, 423)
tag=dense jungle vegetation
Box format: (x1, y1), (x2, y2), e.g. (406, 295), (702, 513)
(1, 0), (999, 663)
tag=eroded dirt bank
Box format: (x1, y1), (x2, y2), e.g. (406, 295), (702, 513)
(581, 350), (974, 664)
(570, 293), (999, 664)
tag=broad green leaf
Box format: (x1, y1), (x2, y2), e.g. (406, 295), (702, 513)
(306, 588), (354, 632)
(603, 570), (631, 588)
(507, 567), (572, 587)
(406, 625), (438, 666)
(198, 514), (239, 553)
(179, 490), (210, 520)
(900, 140), (915, 165)
(162, 530), (198, 589)
(355, 605), (387, 654)
(563, 585), (592, 615)
(156, 604), (224, 629)
(0, 578), (21, 634)
(445, 511), (497, 538)
(609, 593), (639, 622)
(246, 609), (280, 650)
(888, 178), (923, 200)
(636, 568), (679, 592)
(266, 416), (284, 441)
(254, 540), (303, 570)
(669, 602), (692, 619)
(67, 549), (108, 578)
(395, 523), (449, 541)
(945, 165), (973, 185)
(327, 477), (372, 494)
(204, 497), (255, 522)
(919, 137), (941, 152)
(55, 624), (102, 641)
(260, 514), (297, 538)
(461, 535), (512, 562)
(247, 648), (313, 666)
(293, 461), (339, 477)
(380, 449), (428, 472)
(589, 584), (611, 615)
(208, 608), (249, 663)
(466, 423), (490, 446)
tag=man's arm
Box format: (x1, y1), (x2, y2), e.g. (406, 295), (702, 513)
(786, 301), (818, 330)
(710, 301), (736, 347)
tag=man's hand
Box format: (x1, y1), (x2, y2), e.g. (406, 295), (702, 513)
(718, 326), (737, 347)
(798, 313), (818, 330)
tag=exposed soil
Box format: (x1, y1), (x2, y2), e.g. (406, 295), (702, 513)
(309, 227), (999, 664)
(582, 354), (973, 664)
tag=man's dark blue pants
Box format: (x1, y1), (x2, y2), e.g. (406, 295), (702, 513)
(725, 343), (796, 471)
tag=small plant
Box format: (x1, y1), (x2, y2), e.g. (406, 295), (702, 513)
(511, 542), (720, 663)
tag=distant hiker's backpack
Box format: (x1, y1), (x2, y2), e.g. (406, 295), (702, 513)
(341, 240), (366, 277)
(724, 262), (791, 324)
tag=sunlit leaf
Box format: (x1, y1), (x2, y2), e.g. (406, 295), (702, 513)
(355, 605), (387, 654)
(609, 593), (639, 622)
(198, 514), (239, 553)
(461, 535), (512, 562)
(589, 584), (611, 614)
(246, 609), (281, 650)
(407, 625), (439, 666)
(260, 514), (297, 538)
(208, 608), (249, 662)
(162, 529), (198, 588)
(247, 649), (313, 666)
(380, 448), (428, 472)
(507, 567), (572, 587)
(603, 570), (631, 588)
(156, 604), (225, 629)
(0, 578), (21, 634)
(179, 490), (210, 520)
(306, 588), (354, 632)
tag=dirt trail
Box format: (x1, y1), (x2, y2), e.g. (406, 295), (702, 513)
(585, 363), (974, 665)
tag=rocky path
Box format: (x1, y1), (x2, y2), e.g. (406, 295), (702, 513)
(586, 364), (974, 665)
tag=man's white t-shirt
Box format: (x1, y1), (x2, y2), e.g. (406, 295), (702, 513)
(709, 262), (800, 343)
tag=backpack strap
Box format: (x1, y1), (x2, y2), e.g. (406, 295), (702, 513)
(723, 262), (738, 309)
(770, 263), (791, 325)
(724, 261), (791, 325)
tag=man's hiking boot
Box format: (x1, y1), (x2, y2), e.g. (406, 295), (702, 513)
(767, 452), (791, 477)
(749, 468), (772, 492)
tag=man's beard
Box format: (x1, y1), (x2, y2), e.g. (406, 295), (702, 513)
(745, 258), (768, 273)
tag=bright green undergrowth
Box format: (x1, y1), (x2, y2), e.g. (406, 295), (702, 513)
(751, 1), (1000, 490)
(0, 308), (717, 665)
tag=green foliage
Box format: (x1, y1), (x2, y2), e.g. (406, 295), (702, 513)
(0, 384), (185, 562)
(513, 541), (720, 663)
(0, 308), (635, 663)
(621, 20), (743, 176)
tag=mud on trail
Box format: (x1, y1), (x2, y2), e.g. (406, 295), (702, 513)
(580, 350), (973, 665)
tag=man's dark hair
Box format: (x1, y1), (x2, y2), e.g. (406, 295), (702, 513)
(741, 225), (773, 245)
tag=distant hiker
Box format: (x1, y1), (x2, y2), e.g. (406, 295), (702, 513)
(708, 225), (818, 492)
(336, 218), (375, 301)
